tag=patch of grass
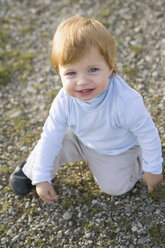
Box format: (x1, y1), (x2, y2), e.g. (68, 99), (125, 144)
(41, 30), (50, 39)
(150, 184), (165, 202)
(150, 108), (161, 120)
(0, 22), (10, 43)
(118, 216), (131, 231)
(0, 224), (6, 238)
(12, 155), (19, 161)
(149, 95), (159, 105)
(148, 225), (165, 244)
(97, 3), (111, 27)
(19, 25), (32, 35)
(62, 197), (74, 210)
(48, 90), (58, 100)
(3, 186), (11, 193)
(12, 52), (34, 81)
(0, 18), (34, 85)
(19, 53), (34, 61)
(22, 131), (40, 146)
(33, 84), (47, 91)
(25, 238), (45, 247)
(122, 66), (136, 77)
(85, 222), (93, 229)
(34, 240), (45, 248)
(88, 206), (103, 217)
(0, 66), (12, 85)
(128, 82), (136, 90)
(130, 45), (143, 54)
(100, 9), (111, 18)
(12, 116), (29, 137)
(25, 206), (38, 217)
(97, 17), (110, 27)
(0, 165), (13, 174)
(55, 162), (101, 206)
(0, 48), (34, 85)
(109, 223), (116, 230)
(115, 39), (123, 48)
(76, 189), (100, 205)
(5, 115), (37, 146)
(161, 135), (165, 145)
(70, 0), (79, 3)
(0, 201), (10, 214)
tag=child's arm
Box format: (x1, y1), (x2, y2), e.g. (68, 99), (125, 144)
(143, 172), (163, 193)
(36, 181), (57, 204)
(122, 97), (163, 186)
(32, 89), (68, 187)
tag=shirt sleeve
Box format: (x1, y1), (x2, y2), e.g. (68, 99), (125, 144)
(122, 96), (163, 174)
(32, 90), (68, 184)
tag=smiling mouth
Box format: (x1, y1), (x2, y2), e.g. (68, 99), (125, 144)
(76, 89), (94, 93)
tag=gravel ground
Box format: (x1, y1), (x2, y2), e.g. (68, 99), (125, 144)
(0, 0), (165, 247)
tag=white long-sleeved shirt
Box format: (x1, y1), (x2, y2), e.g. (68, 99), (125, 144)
(32, 75), (163, 184)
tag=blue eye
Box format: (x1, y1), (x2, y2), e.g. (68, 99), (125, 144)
(67, 72), (76, 76)
(89, 68), (98, 72)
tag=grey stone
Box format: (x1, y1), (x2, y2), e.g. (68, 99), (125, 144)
(160, 202), (165, 208)
(64, 230), (70, 236)
(8, 207), (14, 214)
(85, 233), (91, 239)
(12, 235), (20, 243)
(63, 212), (73, 221)
(131, 226), (137, 232)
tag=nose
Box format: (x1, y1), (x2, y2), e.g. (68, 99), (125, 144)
(77, 74), (89, 86)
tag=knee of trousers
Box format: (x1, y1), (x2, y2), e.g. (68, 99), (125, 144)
(98, 180), (130, 196)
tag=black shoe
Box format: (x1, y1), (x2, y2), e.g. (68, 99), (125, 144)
(9, 160), (33, 196)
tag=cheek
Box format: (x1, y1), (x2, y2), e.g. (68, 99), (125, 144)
(100, 76), (109, 90)
(99, 75), (109, 85)
(61, 78), (68, 88)
(62, 80), (73, 93)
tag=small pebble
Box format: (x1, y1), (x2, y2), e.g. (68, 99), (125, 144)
(8, 207), (14, 214)
(92, 200), (98, 205)
(155, 209), (161, 215)
(85, 232), (91, 239)
(160, 202), (165, 208)
(116, 227), (121, 233)
(12, 235), (20, 243)
(65, 230), (70, 236)
(63, 212), (73, 221)
(131, 226), (137, 232)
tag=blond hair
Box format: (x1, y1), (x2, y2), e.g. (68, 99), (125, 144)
(52, 16), (117, 75)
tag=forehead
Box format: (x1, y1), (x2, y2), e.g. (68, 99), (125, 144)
(61, 47), (105, 67)
(58, 48), (110, 76)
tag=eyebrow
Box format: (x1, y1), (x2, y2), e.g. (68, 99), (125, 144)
(62, 64), (100, 70)
(88, 65), (100, 68)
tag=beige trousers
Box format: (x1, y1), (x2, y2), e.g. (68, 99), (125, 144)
(23, 128), (142, 196)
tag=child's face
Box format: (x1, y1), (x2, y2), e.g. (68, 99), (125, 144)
(59, 47), (112, 101)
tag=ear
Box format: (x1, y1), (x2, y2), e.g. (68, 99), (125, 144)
(108, 68), (113, 77)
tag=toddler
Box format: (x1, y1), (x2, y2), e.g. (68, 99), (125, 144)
(10, 16), (163, 204)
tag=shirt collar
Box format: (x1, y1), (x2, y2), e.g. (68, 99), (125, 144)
(73, 76), (113, 112)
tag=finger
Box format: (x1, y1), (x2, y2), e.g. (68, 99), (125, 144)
(49, 189), (56, 199)
(45, 199), (55, 204)
(44, 199), (55, 204)
(41, 195), (55, 204)
(148, 184), (154, 193)
(142, 174), (147, 184)
(45, 190), (56, 203)
(159, 175), (163, 184)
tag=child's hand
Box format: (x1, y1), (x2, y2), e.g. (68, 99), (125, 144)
(143, 172), (163, 193)
(36, 181), (57, 204)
